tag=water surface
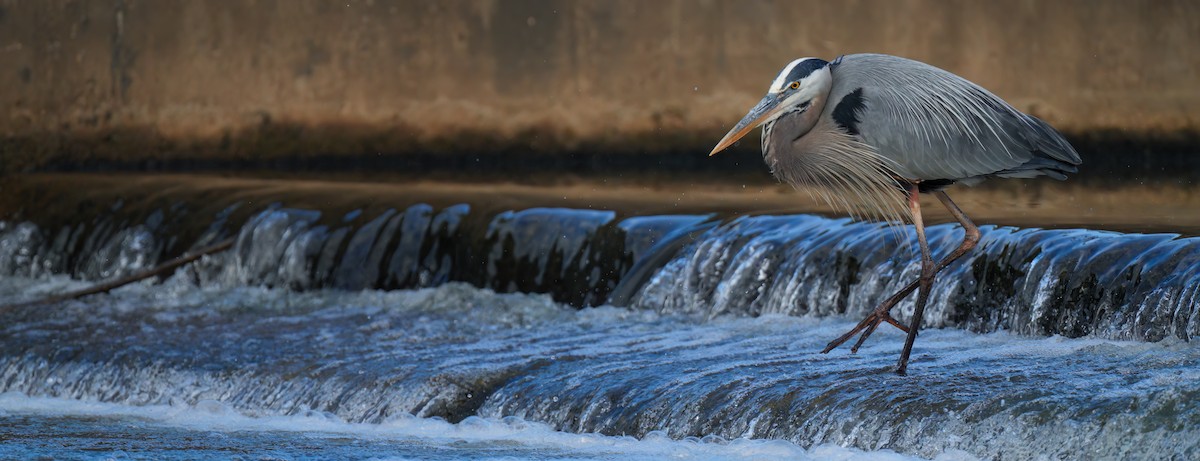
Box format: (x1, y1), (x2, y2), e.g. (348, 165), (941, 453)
(1, 175), (1198, 460)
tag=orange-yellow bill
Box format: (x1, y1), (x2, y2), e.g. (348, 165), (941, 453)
(709, 93), (785, 156)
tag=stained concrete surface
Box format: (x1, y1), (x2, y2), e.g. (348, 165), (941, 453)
(1, 0), (1198, 174)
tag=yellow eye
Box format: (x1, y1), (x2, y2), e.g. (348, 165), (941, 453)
(789, 81), (800, 90)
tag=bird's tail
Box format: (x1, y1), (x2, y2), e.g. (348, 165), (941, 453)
(995, 115), (1081, 180)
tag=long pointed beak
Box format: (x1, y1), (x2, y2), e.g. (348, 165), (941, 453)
(709, 93), (785, 156)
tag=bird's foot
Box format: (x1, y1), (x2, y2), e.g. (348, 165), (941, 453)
(821, 297), (911, 354)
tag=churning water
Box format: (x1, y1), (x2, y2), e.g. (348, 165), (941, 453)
(1, 201), (1198, 460)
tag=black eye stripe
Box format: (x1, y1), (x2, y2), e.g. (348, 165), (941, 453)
(786, 59), (829, 83)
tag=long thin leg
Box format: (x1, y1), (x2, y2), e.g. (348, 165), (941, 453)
(896, 185), (934, 375)
(821, 189), (981, 363)
(931, 190), (980, 266)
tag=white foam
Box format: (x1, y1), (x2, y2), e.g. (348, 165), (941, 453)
(0, 274), (94, 304)
(0, 392), (949, 461)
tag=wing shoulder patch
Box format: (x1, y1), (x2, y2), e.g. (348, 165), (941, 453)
(832, 88), (866, 136)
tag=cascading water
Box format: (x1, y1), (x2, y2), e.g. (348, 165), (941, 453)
(631, 214), (1200, 341)
(1, 202), (1198, 460)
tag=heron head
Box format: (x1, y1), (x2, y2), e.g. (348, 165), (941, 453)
(710, 57), (832, 156)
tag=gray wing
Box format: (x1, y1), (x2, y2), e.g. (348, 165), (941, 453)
(825, 54), (1080, 183)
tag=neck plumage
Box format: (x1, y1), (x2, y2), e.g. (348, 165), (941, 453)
(760, 93), (909, 225)
(761, 92), (828, 166)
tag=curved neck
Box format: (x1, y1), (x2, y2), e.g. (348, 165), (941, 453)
(761, 89), (832, 179)
(763, 90), (829, 146)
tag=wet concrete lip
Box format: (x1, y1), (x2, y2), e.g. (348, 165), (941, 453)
(3, 172), (1200, 236)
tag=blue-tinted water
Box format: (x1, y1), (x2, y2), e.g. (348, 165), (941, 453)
(3, 394), (893, 461)
(1, 204), (1198, 460)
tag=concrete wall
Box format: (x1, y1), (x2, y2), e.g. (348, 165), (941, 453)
(2, 0), (1198, 169)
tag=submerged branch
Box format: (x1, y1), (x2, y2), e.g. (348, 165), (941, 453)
(1, 238), (235, 310)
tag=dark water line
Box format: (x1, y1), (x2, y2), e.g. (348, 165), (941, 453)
(18, 130), (1200, 188)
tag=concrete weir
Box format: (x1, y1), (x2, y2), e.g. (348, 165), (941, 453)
(3, 5), (1200, 458)
(2, 0), (1199, 174)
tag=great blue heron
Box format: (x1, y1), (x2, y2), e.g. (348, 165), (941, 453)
(710, 53), (1081, 375)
